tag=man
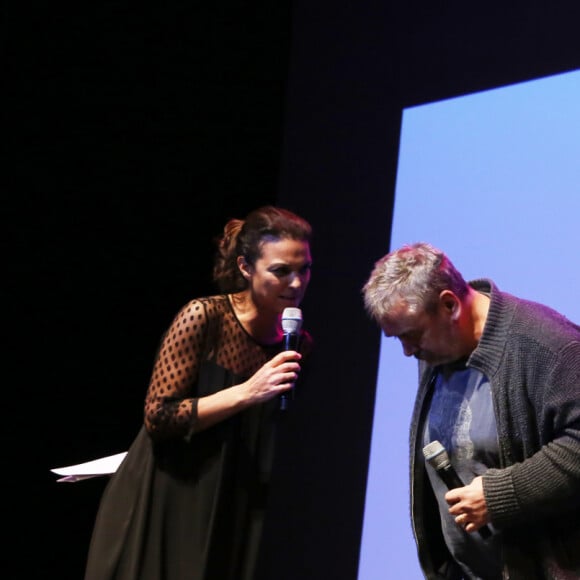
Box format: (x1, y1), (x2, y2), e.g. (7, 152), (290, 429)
(362, 242), (580, 579)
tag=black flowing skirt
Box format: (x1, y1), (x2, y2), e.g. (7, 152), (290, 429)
(84, 362), (276, 580)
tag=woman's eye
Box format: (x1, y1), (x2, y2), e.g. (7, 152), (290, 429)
(271, 264), (310, 278)
(272, 267), (290, 277)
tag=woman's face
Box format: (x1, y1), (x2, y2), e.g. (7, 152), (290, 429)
(243, 237), (312, 315)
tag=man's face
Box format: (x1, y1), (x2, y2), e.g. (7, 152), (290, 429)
(380, 298), (463, 366)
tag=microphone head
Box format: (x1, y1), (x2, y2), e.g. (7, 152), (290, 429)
(422, 440), (451, 471)
(281, 307), (303, 334)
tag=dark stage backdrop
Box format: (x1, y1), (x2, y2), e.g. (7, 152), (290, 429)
(6, 2), (291, 577)
(5, 1), (580, 578)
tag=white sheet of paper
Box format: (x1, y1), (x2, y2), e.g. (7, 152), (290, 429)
(51, 451), (127, 482)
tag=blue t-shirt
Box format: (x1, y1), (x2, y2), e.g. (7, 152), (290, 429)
(423, 364), (503, 579)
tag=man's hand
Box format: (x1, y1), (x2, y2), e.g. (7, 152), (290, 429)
(446, 475), (490, 533)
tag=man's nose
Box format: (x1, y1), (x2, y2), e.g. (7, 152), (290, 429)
(401, 340), (417, 357)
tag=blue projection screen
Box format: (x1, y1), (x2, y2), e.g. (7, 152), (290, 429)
(358, 69), (580, 579)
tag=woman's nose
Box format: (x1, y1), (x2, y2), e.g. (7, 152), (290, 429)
(289, 273), (303, 288)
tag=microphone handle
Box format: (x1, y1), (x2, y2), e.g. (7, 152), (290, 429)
(284, 332), (300, 351)
(280, 332), (299, 410)
(437, 465), (492, 540)
(438, 464), (464, 489)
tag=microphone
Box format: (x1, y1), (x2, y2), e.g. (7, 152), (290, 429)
(279, 307), (302, 411)
(423, 440), (492, 539)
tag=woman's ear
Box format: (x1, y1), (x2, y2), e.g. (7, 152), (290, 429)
(237, 256), (252, 279)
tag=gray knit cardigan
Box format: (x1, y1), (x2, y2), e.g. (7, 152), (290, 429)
(409, 279), (580, 580)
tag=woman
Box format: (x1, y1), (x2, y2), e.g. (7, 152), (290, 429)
(84, 206), (314, 580)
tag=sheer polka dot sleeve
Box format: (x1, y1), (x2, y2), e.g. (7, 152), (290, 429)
(144, 299), (209, 440)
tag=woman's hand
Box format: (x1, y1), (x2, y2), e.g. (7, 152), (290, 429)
(241, 350), (302, 404)
(194, 351), (302, 432)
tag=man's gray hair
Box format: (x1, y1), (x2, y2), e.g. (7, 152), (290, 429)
(362, 242), (469, 322)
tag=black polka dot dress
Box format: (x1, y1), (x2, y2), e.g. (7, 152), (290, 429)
(84, 295), (313, 580)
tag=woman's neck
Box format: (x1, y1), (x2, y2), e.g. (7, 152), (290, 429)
(228, 292), (283, 344)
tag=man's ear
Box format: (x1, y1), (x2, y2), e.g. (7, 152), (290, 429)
(440, 290), (461, 321)
(237, 256), (252, 279)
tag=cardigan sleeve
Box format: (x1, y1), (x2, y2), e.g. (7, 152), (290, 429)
(483, 340), (580, 528)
